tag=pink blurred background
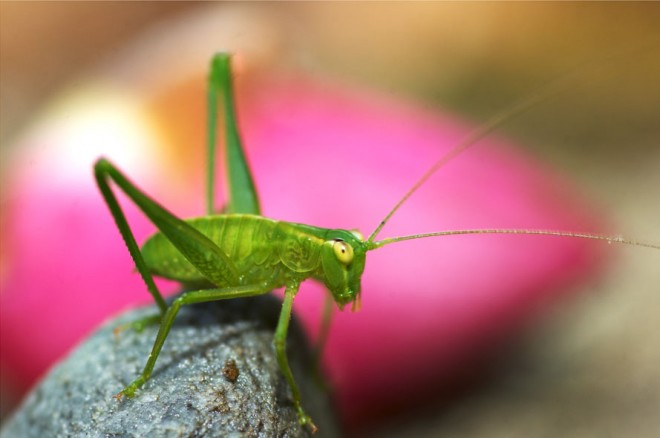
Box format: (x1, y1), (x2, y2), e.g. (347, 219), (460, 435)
(2, 3), (659, 436)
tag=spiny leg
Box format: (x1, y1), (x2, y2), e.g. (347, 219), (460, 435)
(119, 283), (271, 398)
(94, 161), (167, 313)
(95, 158), (241, 289)
(275, 282), (317, 433)
(96, 157), (246, 337)
(208, 53), (261, 215)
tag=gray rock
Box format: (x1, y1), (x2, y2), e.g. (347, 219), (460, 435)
(1, 294), (339, 437)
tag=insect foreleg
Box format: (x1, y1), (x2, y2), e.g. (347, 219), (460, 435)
(118, 283), (272, 398)
(274, 282), (317, 433)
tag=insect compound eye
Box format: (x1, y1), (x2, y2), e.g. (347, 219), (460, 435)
(332, 239), (354, 265)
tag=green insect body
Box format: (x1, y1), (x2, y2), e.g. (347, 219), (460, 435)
(142, 214), (367, 308)
(95, 53), (659, 433)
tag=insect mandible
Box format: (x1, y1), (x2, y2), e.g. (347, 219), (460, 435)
(94, 53), (660, 432)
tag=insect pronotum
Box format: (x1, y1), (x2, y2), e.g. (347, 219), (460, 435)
(94, 53), (659, 432)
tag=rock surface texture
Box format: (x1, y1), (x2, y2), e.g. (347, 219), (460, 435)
(2, 294), (338, 437)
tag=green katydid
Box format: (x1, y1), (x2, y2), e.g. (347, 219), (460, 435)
(94, 53), (659, 432)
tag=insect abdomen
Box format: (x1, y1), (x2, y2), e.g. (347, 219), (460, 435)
(141, 214), (280, 285)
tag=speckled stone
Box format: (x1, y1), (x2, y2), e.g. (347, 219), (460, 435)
(1, 294), (339, 438)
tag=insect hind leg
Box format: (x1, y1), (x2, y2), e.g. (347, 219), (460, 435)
(94, 159), (168, 313)
(95, 158), (242, 290)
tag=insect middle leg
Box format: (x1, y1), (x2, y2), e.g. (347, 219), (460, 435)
(119, 283), (272, 398)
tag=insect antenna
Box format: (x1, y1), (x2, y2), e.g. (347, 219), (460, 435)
(363, 76), (660, 252)
(365, 77), (572, 246)
(365, 47), (657, 248)
(370, 229), (660, 251)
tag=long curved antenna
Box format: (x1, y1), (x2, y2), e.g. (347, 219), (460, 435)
(366, 78), (571, 244)
(368, 228), (660, 251)
(365, 39), (660, 245)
